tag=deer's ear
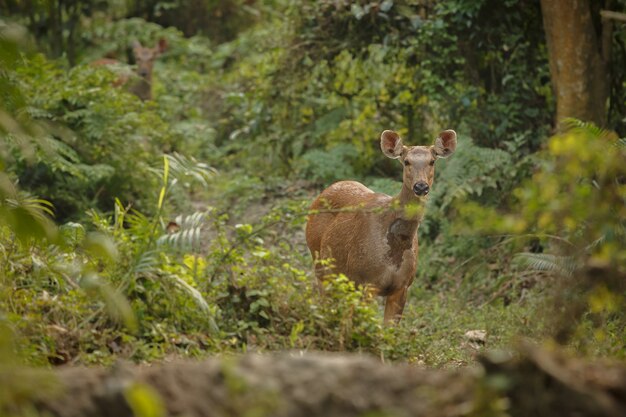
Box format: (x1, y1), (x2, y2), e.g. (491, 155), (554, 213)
(380, 130), (404, 159)
(156, 38), (168, 54)
(433, 130), (457, 158)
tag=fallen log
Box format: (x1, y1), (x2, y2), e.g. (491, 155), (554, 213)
(3, 345), (626, 417)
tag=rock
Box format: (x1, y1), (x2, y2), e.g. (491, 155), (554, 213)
(464, 330), (487, 344)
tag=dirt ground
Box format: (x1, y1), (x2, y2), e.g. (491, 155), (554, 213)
(6, 344), (623, 417)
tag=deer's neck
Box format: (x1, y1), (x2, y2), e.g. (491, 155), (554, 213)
(130, 78), (152, 101)
(384, 185), (423, 266)
(390, 182), (427, 228)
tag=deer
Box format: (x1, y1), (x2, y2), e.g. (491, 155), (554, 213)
(91, 39), (167, 101)
(305, 129), (457, 323)
(128, 39), (167, 101)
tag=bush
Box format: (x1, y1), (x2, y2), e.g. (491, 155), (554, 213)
(9, 54), (167, 220)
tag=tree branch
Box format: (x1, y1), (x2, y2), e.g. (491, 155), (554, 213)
(600, 10), (626, 23)
(601, 4), (614, 64)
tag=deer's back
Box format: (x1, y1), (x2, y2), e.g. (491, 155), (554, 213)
(306, 181), (411, 290)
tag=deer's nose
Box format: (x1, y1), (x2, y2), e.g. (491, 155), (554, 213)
(138, 68), (149, 77)
(413, 182), (429, 196)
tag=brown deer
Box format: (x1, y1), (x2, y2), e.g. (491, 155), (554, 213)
(129, 39), (167, 101)
(91, 39), (167, 101)
(305, 129), (457, 323)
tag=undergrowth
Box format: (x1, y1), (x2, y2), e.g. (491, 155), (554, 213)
(1, 2), (625, 374)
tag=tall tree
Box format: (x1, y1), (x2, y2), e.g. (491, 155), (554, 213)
(540, 0), (612, 127)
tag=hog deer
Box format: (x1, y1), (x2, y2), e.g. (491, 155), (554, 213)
(305, 129), (457, 322)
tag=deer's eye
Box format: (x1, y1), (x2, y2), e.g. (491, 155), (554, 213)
(429, 160), (435, 166)
(404, 160), (410, 166)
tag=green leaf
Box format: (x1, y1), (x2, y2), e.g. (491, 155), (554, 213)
(380, 0), (394, 12)
(83, 232), (118, 262)
(167, 273), (219, 334)
(162, 154), (170, 186)
(124, 383), (165, 417)
(157, 186), (166, 212)
(81, 273), (138, 332)
(350, 5), (366, 20)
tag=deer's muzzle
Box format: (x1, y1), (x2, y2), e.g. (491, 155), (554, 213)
(413, 182), (429, 196)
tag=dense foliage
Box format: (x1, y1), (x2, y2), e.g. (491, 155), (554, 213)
(1, 0), (625, 393)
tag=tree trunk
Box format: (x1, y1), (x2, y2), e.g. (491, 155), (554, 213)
(540, 0), (609, 127)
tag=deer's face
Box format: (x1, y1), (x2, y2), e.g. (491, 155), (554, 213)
(380, 130), (457, 197)
(132, 39), (167, 80)
(133, 47), (157, 79)
(401, 146), (437, 196)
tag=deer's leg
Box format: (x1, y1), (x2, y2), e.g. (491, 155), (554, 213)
(383, 287), (408, 323)
(312, 261), (324, 295)
(313, 251), (334, 294)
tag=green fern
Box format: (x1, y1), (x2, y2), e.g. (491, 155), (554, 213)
(132, 249), (160, 276)
(1, 191), (57, 240)
(163, 272), (218, 333)
(562, 118), (607, 138)
(150, 153), (217, 188)
(427, 137), (517, 211)
(4, 193), (54, 219)
(299, 143), (358, 184)
(123, 208), (153, 238)
(81, 272), (138, 331)
(157, 211), (207, 250)
(563, 118), (625, 150)
(514, 252), (579, 277)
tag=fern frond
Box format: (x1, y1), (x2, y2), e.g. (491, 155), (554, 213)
(81, 272), (137, 331)
(4, 195), (55, 220)
(1, 190), (57, 240)
(514, 252), (580, 276)
(150, 153), (217, 187)
(166, 273), (219, 333)
(157, 211), (208, 250)
(0, 193), (54, 219)
(562, 118), (625, 147)
(133, 249), (160, 275)
(157, 226), (203, 249)
(165, 273), (206, 311)
(429, 138), (513, 211)
(562, 118), (606, 138)
(124, 209), (152, 235)
(39, 134), (83, 174)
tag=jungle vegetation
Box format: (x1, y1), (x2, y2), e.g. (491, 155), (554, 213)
(0, 0), (625, 398)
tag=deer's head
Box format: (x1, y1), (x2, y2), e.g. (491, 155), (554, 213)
(131, 39), (167, 80)
(381, 129), (457, 197)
